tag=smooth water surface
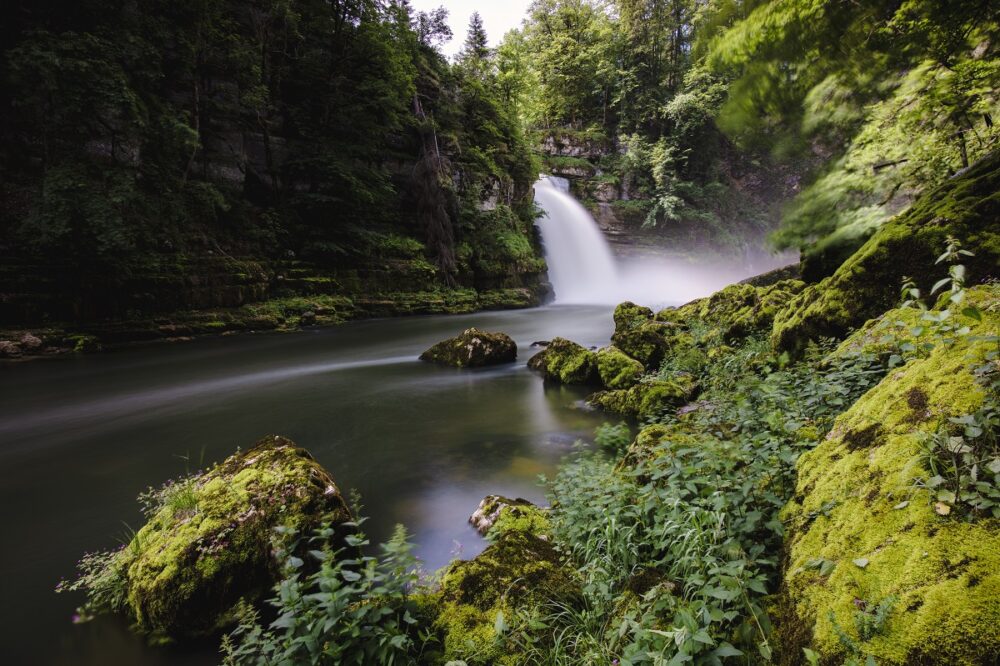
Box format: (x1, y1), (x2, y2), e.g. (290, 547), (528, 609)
(0, 305), (616, 665)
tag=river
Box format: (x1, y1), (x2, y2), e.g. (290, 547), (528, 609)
(0, 304), (624, 664)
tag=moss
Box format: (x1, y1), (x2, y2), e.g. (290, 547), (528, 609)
(489, 504), (553, 541)
(590, 374), (698, 419)
(772, 151), (1000, 354)
(68, 334), (100, 353)
(780, 298), (1000, 664)
(679, 279), (807, 343)
(119, 436), (351, 640)
(527, 337), (598, 385)
(434, 531), (579, 665)
(595, 346), (645, 389)
(419, 328), (517, 368)
(613, 301), (655, 332)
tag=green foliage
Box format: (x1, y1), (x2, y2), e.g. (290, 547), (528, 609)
(55, 548), (130, 623)
(891, 239), (1000, 518)
(705, 0), (1000, 250)
(221, 521), (423, 665)
(0, 0), (544, 323)
(520, 333), (888, 664)
(594, 422), (631, 453)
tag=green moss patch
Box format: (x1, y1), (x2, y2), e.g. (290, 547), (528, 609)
(780, 307), (1000, 664)
(527, 337), (599, 384)
(589, 374), (699, 419)
(69, 436), (353, 641)
(433, 531), (579, 665)
(595, 346), (645, 389)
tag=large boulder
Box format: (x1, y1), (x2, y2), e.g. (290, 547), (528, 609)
(778, 288), (1000, 664)
(772, 151), (1000, 354)
(527, 337), (598, 384)
(66, 436), (352, 640)
(420, 328), (517, 368)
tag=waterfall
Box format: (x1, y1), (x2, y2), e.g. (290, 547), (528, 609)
(534, 175), (794, 307)
(533, 176), (619, 303)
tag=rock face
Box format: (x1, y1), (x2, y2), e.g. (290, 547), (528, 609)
(527, 337), (598, 384)
(611, 302), (677, 369)
(419, 328), (517, 368)
(778, 288), (1000, 664)
(115, 436), (351, 639)
(772, 151), (1000, 354)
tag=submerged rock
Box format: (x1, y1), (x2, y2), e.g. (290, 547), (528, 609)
(419, 328), (517, 368)
(527, 336), (598, 384)
(68, 436), (352, 640)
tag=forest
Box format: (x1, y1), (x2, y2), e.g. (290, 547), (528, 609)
(1, 1), (999, 665)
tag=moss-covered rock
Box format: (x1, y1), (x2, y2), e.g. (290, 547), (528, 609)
(433, 531), (578, 665)
(779, 294), (1000, 664)
(609, 302), (677, 369)
(657, 280), (806, 344)
(772, 151), (1000, 354)
(419, 328), (517, 368)
(613, 301), (655, 331)
(589, 374), (698, 419)
(595, 346), (645, 389)
(468, 495), (538, 536)
(527, 337), (598, 384)
(120, 436), (351, 640)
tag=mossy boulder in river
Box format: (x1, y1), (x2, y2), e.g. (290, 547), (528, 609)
(589, 374), (698, 419)
(62, 436), (352, 640)
(431, 500), (576, 665)
(419, 328), (517, 367)
(527, 336), (598, 384)
(778, 289), (1000, 664)
(611, 302), (676, 369)
(772, 151), (1000, 354)
(595, 346), (644, 389)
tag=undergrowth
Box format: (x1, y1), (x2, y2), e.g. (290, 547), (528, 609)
(516, 337), (888, 664)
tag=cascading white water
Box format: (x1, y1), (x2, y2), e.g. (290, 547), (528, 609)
(534, 175), (789, 307)
(533, 176), (619, 303)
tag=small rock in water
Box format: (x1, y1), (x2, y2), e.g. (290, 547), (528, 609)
(420, 328), (517, 368)
(469, 495), (535, 536)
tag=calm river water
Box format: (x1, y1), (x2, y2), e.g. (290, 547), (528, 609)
(0, 305), (619, 665)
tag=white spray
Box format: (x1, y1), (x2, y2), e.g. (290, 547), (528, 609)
(534, 175), (783, 308)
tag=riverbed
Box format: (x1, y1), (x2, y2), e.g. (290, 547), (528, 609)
(0, 304), (620, 665)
